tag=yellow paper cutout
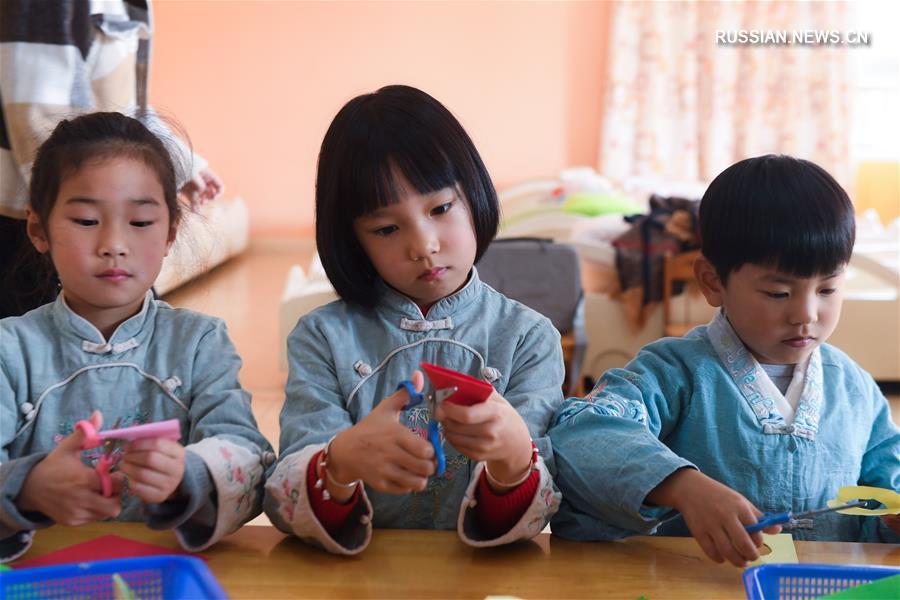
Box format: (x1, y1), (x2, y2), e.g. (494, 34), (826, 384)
(748, 533), (798, 566)
(827, 485), (900, 516)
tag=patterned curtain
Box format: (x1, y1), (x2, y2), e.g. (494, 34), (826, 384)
(600, 0), (852, 188)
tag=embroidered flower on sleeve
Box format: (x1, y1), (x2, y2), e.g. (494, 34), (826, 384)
(233, 466), (245, 484)
(553, 393), (648, 426)
(542, 487), (555, 507)
(219, 444), (258, 514)
(279, 475), (299, 522)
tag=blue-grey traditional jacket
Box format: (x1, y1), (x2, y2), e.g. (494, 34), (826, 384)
(264, 269), (564, 554)
(0, 293), (273, 561)
(549, 311), (899, 543)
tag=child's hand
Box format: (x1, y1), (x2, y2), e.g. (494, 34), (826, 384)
(119, 438), (186, 504)
(180, 168), (224, 209)
(881, 514), (900, 535)
(328, 371), (436, 498)
(646, 468), (780, 567)
(17, 412), (123, 526)
(434, 389), (533, 491)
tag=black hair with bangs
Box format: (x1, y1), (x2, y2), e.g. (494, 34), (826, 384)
(10, 112), (184, 315)
(699, 154), (855, 284)
(315, 85), (499, 307)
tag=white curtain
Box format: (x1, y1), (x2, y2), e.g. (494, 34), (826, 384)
(600, 1), (852, 188)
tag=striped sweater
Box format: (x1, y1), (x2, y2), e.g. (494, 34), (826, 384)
(0, 0), (204, 219)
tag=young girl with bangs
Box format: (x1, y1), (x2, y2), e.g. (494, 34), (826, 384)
(264, 85), (564, 554)
(0, 112), (272, 563)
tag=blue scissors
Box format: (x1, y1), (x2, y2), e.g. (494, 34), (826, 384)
(397, 381), (458, 477)
(745, 500), (870, 533)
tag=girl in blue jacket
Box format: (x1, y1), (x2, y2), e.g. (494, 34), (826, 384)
(264, 86), (564, 554)
(0, 112), (272, 562)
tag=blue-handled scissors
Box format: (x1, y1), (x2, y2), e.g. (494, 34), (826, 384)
(397, 381), (458, 477)
(745, 500), (870, 533)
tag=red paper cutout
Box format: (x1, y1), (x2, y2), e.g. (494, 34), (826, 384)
(14, 534), (204, 569)
(420, 362), (493, 406)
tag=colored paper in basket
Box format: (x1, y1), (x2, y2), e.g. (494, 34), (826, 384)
(14, 535), (203, 569)
(823, 574), (900, 600)
(112, 573), (137, 600)
(747, 533), (798, 567)
(827, 486), (900, 516)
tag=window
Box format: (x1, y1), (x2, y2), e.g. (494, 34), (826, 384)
(850, 2), (900, 162)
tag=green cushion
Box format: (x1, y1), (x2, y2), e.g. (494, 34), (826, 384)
(562, 192), (642, 217)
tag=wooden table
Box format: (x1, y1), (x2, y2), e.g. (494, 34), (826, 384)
(16, 524), (900, 599)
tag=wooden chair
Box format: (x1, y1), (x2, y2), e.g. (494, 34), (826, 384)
(662, 249), (702, 337)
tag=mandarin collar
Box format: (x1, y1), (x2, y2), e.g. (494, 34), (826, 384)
(51, 290), (155, 352)
(375, 267), (483, 323)
(706, 310), (823, 439)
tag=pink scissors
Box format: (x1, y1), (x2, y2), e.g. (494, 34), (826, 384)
(75, 417), (181, 497)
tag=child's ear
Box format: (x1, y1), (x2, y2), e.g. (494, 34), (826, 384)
(25, 209), (50, 254)
(164, 224), (177, 256)
(694, 255), (724, 308)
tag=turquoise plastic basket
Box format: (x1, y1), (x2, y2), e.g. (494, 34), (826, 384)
(743, 563), (900, 600)
(0, 555), (226, 600)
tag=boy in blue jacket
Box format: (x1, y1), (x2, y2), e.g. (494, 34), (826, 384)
(549, 155), (899, 567)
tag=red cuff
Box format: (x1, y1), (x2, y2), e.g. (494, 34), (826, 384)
(474, 468), (540, 538)
(306, 451), (361, 534)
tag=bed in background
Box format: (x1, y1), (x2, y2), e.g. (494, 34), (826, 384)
(155, 195), (250, 295)
(578, 244), (899, 384)
(828, 225), (899, 382)
(278, 254), (337, 370)
(275, 171), (899, 385)
(496, 171), (900, 385)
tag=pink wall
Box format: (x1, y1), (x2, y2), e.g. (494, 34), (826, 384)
(151, 1), (610, 236)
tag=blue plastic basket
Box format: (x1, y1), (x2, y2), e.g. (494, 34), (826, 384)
(0, 555), (227, 600)
(743, 563), (900, 600)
